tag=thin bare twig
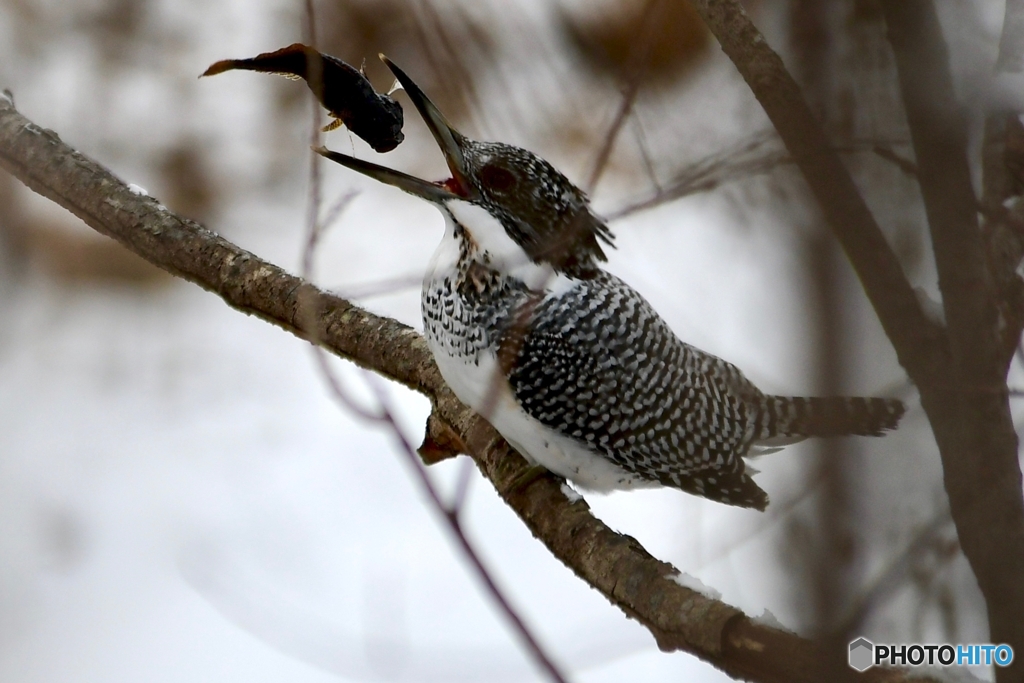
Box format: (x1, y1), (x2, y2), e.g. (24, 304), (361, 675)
(299, 3), (385, 423)
(608, 132), (787, 220)
(696, 467), (829, 572)
(297, 7), (568, 680)
(607, 135), (915, 221)
(367, 374), (569, 682)
(450, 456), (476, 515)
(584, 0), (660, 194)
(836, 512), (957, 636)
(320, 188), (360, 233)
(630, 114), (663, 196)
(330, 272), (423, 300)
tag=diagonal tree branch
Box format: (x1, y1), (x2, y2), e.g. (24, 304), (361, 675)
(685, 0), (949, 389)
(686, 1), (1024, 678)
(0, 91), (942, 683)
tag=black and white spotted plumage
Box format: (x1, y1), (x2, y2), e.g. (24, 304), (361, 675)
(319, 59), (906, 510)
(501, 270), (903, 509)
(420, 211), (904, 510)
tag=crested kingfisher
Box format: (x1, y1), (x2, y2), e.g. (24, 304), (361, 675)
(318, 57), (905, 510)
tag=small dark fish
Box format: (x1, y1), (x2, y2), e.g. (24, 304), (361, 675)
(202, 43), (404, 153)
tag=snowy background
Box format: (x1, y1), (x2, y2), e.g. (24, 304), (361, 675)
(0, 0), (1008, 681)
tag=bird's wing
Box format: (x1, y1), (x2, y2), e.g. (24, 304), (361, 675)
(506, 272), (769, 509)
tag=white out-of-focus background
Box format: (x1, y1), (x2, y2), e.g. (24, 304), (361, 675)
(0, 0), (1010, 681)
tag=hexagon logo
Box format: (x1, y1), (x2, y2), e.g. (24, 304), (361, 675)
(849, 637), (875, 671)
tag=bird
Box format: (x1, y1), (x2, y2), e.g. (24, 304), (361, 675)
(317, 56), (906, 511)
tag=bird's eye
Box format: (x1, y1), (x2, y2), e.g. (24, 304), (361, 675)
(480, 164), (516, 193)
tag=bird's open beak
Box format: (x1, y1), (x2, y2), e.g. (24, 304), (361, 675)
(315, 55), (474, 203)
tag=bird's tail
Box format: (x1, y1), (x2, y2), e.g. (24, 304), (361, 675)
(756, 396), (905, 440)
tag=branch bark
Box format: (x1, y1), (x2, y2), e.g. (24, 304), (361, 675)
(981, 0), (1024, 365)
(0, 91), (940, 682)
(881, 7), (1024, 679)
